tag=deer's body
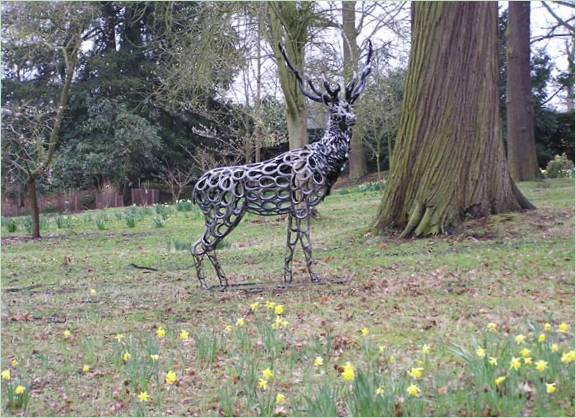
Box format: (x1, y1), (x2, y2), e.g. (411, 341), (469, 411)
(191, 41), (372, 289)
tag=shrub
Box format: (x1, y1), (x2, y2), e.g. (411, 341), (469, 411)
(545, 153), (574, 178)
(153, 216), (165, 228)
(95, 216), (107, 230)
(176, 199), (194, 212)
(3, 218), (18, 233)
(55, 215), (72, 229)
(22, 217), (32, 233)
(125, 215), (137, 228)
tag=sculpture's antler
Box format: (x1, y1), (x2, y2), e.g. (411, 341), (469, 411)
(345, 39), (373, 104)
(279, 43), (337, 104)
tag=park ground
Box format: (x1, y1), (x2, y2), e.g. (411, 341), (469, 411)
(1, 178), (574, 416)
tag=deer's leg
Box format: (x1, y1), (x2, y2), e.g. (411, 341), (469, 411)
(283, 214), (299, 283)
(191, 239), (208, 289)
(297, 214), (320, 283)
(202, 202), (246, 290)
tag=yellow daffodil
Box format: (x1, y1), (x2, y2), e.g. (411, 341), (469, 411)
(510, 357), (521, 370)
(122, 352), (131, 362)
(406, 384), (421, 397)
(10, 359), (18, 368)
(524, 357), (533, 365)
(275, 393), (286, 405)
(272, 316), (288, 330)
(535, 360), (548, 372)
(543, 323), (552, 332)
(421, 344), (431, 355)
(488, 357), (498, 366)
(538, 334), (546, 343)
(82, 364), (90, 373)
(314, 357), (324, 367)
(179, 330), (189, 341)
(546, 383), (557, 394)
(274, 305), (285, 315)
(250, 302), (260, 312)
(389, 355), (396, 364)
(514, 335), (526, 345)
(561, 351), (576, 363)
(487, 322), (498, 332)
(558, 323), (570, 333)
(551, 343), (559, 353)
(476, 347), (486, 358)
(156, 326), (166, 339)
(90, 288), (97, 295)
(360, 327), (369, 337)
(519, 348), (531, 358)
(495, 376), (506, 387)
(150, 354), (160, 362)
(63, 329), (72, 339)
(224, 325), (233, 334)
(236, 318), (246, 327)
(1, 370), (11, 381)
(375, 387), (385, 396)
(165, 370), (177, 385)
(262, 368), (274, 380)
(341, 362), (355, 382)
(138, 391), (149, 402)
(407, 367), (424, 379)
(115, 334), (125, 342)
(258, 378), (268, 390)
(265, 301), (276, 310)
(378, 345), (385, 353)
(15, 385), (25, 395)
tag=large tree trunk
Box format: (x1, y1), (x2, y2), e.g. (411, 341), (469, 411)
(342, 0), (367, 180)
(506, 1), (540, 181)
(27, 177), (40, 239)
(267, 2), (311, 150)
(374, 2), (534, 238)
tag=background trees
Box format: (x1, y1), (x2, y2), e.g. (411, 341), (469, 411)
(2, 2), (97, 237)
(1, 1), (573, 238)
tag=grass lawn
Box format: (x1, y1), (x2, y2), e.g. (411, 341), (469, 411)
(1, 178), (574, 416)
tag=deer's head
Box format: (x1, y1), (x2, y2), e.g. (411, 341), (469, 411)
(279, 40), (373, 130)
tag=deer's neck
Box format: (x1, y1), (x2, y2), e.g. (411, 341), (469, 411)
(312, 116), (353, 189)
(319, 116), (352, 159)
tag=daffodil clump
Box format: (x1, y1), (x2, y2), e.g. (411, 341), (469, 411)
(1, 365), (29, 412)
(2, 299), (574, 417)
(448, 321), (575, 415)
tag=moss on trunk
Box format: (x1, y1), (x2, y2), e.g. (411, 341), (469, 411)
(373, 2), (535, 238)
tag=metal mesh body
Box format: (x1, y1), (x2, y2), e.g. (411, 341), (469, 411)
(191, 120), (353, 289)
(191, 41), (372, 290)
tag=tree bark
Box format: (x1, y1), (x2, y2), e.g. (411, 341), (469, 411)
(27, 177), (40, 239)
(506, 1), (540, 181)
(373, 2), (534, 238)
(267, 2), (310, 150)
(342, 0), (367, 180)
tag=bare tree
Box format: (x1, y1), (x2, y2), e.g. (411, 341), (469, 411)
(2, 2), (97, 238)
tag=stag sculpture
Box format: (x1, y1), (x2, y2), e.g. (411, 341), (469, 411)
(191, 40), (373, 289)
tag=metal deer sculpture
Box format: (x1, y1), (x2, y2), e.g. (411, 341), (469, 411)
(192, 40), (373, 290)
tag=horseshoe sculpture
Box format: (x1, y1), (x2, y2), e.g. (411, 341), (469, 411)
(192, 40), (373, 289)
